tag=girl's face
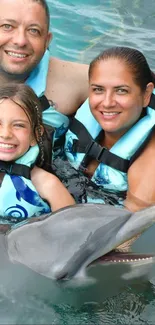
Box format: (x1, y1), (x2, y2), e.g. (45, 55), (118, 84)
(89, 58), (153, 137)
(0, 98), (36, 161)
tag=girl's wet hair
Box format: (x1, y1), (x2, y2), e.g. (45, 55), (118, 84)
(89, 46), (155, 92)
(0, 83), (52, 170)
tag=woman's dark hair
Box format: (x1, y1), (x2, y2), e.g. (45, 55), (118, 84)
(89, 47), (155, 92)
(0, 83), (53, 171)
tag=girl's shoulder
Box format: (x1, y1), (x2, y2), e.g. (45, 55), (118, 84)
(31, 166), (56, 184)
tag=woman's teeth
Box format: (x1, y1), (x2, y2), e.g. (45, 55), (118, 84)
(102, 112), (119, 116)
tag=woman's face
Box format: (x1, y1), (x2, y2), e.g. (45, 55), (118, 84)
(89, 58), (153, 137)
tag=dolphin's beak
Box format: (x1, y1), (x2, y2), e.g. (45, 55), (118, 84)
(90, 205), (155, 269)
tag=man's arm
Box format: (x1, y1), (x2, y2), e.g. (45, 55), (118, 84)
(46, 57), (89, 115)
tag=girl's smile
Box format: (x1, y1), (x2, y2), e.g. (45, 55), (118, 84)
(0, 98), (36, 161)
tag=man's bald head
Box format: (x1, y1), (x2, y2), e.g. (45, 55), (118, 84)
(32, 0), (50, 30)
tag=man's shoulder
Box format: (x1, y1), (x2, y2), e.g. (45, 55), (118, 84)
(48, 56), (88, 75)
(45, 56), (89, 114)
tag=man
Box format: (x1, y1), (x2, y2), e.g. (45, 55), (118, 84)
(0, 0), (88, 119)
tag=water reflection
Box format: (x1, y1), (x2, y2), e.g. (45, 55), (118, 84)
(48, 0), (155, 70)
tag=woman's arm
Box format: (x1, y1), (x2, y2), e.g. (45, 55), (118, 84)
(125, 131), (155, 212)
(31, 167), (75, 212)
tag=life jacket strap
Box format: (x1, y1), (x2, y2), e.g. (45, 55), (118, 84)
(70, 116), (153, 173)
(72, 138), (130, 172)
(38, 95), (54, 173)
(0, 161), (31, 179)
(70, 118), (129, 173)
(39, 95), (50, 111)
(148, 92), (155, 109)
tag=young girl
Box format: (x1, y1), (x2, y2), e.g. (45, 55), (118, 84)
(0, 83), (75, 224)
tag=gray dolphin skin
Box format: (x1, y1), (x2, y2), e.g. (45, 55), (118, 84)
(6, 203), (155, 282)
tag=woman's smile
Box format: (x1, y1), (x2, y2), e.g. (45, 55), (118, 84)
(89, 58), (149, 136)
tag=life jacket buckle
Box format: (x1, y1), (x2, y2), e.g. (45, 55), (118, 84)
(86, 141), (106, 162)
(96, 146), (106, 162)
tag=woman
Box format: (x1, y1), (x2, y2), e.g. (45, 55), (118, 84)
(0, 83), (75, 225)
(64, 47), (155, 211)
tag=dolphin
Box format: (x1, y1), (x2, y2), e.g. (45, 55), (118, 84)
(5, 203), (155, 282)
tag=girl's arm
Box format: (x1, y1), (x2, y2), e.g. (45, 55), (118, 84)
(31, 167), (75, 212)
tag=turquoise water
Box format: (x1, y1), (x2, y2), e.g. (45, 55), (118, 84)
(48, 0), (155, 70)
(1, 1), (155, 325)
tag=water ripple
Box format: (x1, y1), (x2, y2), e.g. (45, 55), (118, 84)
(48, 0), (155, 69)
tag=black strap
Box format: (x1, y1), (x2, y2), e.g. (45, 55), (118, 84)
(70, 118), (130, 173)
(39, 95), (50, 111)
(39, 125), (54, 173)
(69, 117), (153, 173)
(148, 92), (155, 109)
(0, 161), (31, 179)
(38, 95), (55, 172)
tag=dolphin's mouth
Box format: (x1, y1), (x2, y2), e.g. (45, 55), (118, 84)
(56, 251), (155, 281)
(92, 251), (155, 265)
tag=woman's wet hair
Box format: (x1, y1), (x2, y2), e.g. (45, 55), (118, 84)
(89, 46), (155, 92)
(0, 83), (52, 170)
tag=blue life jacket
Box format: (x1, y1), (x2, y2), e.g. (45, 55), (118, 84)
(65, 90), (155, 194)
(26, 50), (69, 142)
(0, 145), (50, 224)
